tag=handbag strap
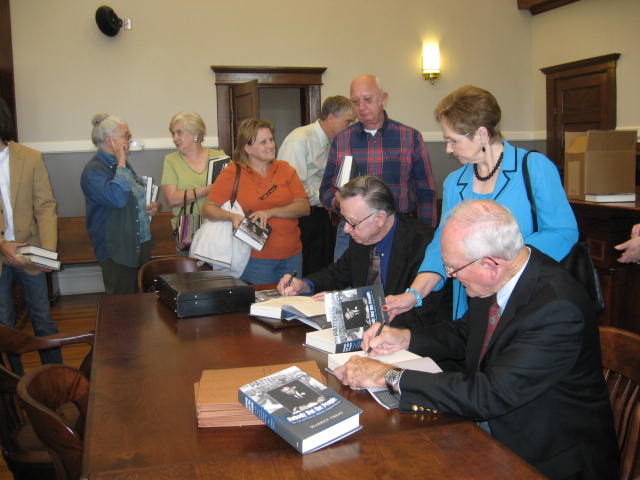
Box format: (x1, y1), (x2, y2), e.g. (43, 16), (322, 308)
(230, 162), (241, 206)
(521, 150), (539, 233)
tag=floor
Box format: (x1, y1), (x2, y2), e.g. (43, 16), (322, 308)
(0, 293), (99, 480)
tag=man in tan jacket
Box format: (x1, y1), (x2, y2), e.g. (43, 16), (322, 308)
(0, 98), (61, 374)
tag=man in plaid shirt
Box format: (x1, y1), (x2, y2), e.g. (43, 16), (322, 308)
(320, 74), (437, 260)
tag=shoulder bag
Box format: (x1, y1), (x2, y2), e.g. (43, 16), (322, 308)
(174, 189), (202, 251)
(189, 163), (251, 278)
(522, 151), (605, 313)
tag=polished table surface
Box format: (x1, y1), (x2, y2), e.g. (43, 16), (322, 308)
(82, 293), (546, 479)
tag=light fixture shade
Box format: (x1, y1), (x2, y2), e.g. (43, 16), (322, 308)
(422, 42), (440, 84)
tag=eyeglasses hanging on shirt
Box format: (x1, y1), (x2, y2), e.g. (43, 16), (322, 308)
(259, 184), (278, 200)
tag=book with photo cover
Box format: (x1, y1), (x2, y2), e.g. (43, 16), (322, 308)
(233, 215), (272, 251)
(238, 365), (362, 454)
(323, 283), (388, 353)
(15, 245), (58, 260)
(336, 155), (360, 187)
(207, 155), (231, 185)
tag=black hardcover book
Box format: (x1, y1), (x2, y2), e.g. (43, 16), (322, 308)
(207, 155), (231, 185)
(238, 365), (362, 454)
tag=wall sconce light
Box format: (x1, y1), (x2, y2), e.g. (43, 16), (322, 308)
(422, 42), (441, 84)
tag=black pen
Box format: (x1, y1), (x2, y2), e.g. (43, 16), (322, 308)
(367, 319), (387, 354)
(285, 271), (297, 288)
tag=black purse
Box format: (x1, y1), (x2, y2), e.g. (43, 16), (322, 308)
(522, 151), (605, 313)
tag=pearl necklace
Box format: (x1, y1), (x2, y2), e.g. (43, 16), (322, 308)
(473, 152), (503, 182)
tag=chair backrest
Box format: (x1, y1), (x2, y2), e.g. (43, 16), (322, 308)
(137, 256), (210, 292)
(600, 326), (640, 480)
(17, 365), (89, 480)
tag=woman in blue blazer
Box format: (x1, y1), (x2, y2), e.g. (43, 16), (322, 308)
(386, 85), (578, 320)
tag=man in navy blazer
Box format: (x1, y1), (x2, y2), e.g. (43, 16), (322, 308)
(335, 199), (619, 480)
(277, 175), (448, 328)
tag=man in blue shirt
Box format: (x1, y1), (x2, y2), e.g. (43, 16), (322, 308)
(277, 175), (447, 328)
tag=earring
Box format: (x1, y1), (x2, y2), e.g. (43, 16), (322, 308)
(482, 145), (486, 152)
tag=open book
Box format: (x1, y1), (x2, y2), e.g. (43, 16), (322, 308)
(250, 295), (329, 330)
(327, 350), (442, 410)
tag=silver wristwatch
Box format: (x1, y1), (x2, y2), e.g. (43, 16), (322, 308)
(384, 367), (404, 394)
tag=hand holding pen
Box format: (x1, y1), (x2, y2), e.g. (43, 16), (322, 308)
(366, 319), (387, 354)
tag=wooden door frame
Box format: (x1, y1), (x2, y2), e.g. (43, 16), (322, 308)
(211, 66), (326, 155)
(540, 53), (619, 170)
(0, 0), (17, 139)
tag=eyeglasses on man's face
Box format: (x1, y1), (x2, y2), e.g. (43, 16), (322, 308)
(342, 211), (375, 230)
(444, 256), (497, 277)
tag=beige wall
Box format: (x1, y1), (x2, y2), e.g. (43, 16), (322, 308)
(10, 0), (532, 146)
(9, 0), (637, 148)
(530, 0), (639, 131)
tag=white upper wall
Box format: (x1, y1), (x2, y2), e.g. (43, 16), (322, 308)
(10, 0), (532, 145)
(530, 0), (639, 131)
(9, 0), (638, 146)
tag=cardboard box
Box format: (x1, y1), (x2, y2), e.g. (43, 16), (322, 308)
(564, 130), (637, 199)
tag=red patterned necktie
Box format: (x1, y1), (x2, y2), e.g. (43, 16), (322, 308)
(367, 247), (381, 285)
(478, 297), (501, 364)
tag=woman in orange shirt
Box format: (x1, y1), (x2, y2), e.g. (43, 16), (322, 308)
(203, 119), (310, 284)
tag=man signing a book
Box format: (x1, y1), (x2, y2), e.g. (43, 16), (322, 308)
(334, 200), (619, 480)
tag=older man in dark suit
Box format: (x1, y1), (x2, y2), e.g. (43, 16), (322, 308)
(334, 199), (619, 480)
(277, 175), (448, 328)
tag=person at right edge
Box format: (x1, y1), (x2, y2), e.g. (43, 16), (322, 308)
(385, 85), (578, 322)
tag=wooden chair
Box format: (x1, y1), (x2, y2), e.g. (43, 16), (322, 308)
(17, 365), (89, 480)
(0, 326), (93, 479)
(599, 326), (640, 480)
(137, 255), (210, 292)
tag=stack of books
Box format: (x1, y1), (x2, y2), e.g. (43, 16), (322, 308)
(16, 245), (61, 270)
(194, 360), (323, 428)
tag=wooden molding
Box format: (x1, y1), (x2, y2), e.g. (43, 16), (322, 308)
(518, 0), (581, 15)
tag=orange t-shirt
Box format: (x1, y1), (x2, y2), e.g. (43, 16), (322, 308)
(208, 161), (308, 260)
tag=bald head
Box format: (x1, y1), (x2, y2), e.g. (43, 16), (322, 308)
(350, 74), (387, 130)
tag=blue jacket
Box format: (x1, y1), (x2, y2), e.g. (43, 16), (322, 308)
(419, 141), (578, 319)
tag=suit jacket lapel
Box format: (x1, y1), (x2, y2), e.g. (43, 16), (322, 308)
(478, 248), (541, 365)
(8, 142), (24, 209)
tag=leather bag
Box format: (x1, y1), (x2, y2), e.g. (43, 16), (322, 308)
(174, 189), (201, 251)
(522, 151), (605, 313)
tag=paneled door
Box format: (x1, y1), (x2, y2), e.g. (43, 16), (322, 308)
(541, 53), (619, 173)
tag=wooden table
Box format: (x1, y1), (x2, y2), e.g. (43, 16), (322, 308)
(82, 293), (546, 479)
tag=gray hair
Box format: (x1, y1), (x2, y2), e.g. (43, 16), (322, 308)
(340, 175), (395, 216)
(319, 96), (353, 121)
(169, 111), (206, 141)
(91, 113), (125, 147)
(448, 200), (523, 261)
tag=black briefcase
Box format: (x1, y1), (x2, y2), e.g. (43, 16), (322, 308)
(156, 271), (255, 318)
